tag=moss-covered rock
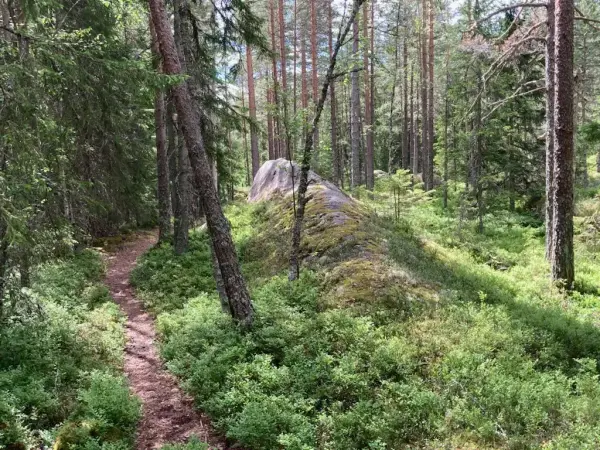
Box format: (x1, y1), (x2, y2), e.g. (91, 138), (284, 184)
(245, 160), (439, 312)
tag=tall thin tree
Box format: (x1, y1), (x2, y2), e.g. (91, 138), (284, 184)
(550, 0), (575, 287)
(150, 17), (172, 242)
(329, 0), (340, 185)
(426, 0), (435, 190)
(246, 46), (260, 177)
(148, 0), (254, 326)
(402, 30), (409, 170)
(289, 0), (366, 281)
(545, 0), (555, 259)
(350, 7), (361, 189)
(420, 0), (429, 185)
(310, 0), (320, 165)
(363, 0), (374, 190)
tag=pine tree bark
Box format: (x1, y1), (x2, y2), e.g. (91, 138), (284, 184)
(411, 62), (418, 177)
(363, 0), (374, 190)
(350, 8), (361, 189)
(241, 81), (251, 186)
(301, 24), (309, 119)
(270, 0), (282, 158)
(545, 0), (555, 259)
(310, 0), (320, 165)
(443, 46), (450, 209)
(167, 95), (179, 233)
(293, 0), (298, 120)
(278, 0), (291, 159)
(550, 0), (575, 288)
(387, 7), (400, 173)
(148, 0), (254, 326)
(174, 127), (191, 255)
(426, 0), (435, 190)
(267, 76), (275, 159)
(579, 32), (588, 187)
(246, 46), (260, 177)
(402, 32), (409, 170)
(420, 0), (429, 187)
(150, 17), (172, 242)
(172, 0), (195, 254)
(329, 0), (340, 185)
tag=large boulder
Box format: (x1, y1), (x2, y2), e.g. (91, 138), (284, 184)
(248, 158), (350, 210)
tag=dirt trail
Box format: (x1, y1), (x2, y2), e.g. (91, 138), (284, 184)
(104, 232), (226, 450)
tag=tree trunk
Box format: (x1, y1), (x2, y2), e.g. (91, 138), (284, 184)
(148, 0), (254, 326)
(270, 0), (282, 158)
(310, 0), (320, 166)
(301, 24), (309, 119)
(412, 64), (419, 177)
(545, 0), (555, 259)
(278, 0), (291, 159)
(241, 81), (251, 186)
(471, 61), (484, 233)
(172, 0), (194, 255)
(402, 32), (409, 170)
(420, 0), (429, 188)
(289, 0), (365, 280)
(350, 9), (361, 189)
(363, 0), (374, 190)
(370, 0), (375, 171)
(167, 95), (180, 239)
(426, 0), (435, 190)
(293, 0), (298, 121)
(443, 51), (449, 209)
(550, 0), (574, 288)
(246, 46), (260, 177)
(174, 127), (190, 255)
(387, 8), (400, 173)
(329, 0), (340, 185)
(150, 17), (172, 242)
(267, 77), (275, 159)
(579, 32), (588, 187)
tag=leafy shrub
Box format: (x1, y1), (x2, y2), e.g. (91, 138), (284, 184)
(160, 436), (209, 449)
(79, 372), (140, 433)
(0, 250), (135, 449)
(54, 372), (140, 449)
(138, 201), (600, 449)
(131, 236), (215, 313)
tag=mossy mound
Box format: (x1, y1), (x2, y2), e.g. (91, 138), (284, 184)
(245, 160), (438, 310)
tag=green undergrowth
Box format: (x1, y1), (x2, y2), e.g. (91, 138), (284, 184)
(1, 250), (140, 449)
(159, 436), (208, 450)
(134, 180), (600, 449)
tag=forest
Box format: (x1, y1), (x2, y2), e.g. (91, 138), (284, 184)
(1, 0), (600, 447)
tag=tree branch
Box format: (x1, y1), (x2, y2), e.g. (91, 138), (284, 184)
(483, 86), (545, 121)
(575, 16), (600, 28)
(476, 2), (547, 25)
(330, 67), (364, 80)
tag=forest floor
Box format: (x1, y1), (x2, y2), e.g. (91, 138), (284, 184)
(104, 231), (226, 450)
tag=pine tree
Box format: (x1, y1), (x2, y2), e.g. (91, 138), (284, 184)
(550, 0), (575, 287)
(148, 0), (254, 326)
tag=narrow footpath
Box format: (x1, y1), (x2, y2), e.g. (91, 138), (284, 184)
(104, 232), (226, 450)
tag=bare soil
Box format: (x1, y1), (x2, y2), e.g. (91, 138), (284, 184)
(104, 232), (227, 450)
